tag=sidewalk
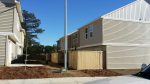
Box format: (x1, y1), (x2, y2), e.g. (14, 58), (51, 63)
(0, 77), (107, 84)
(9, 64), (44, 67)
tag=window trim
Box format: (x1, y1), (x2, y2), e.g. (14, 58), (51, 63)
(84, 25), (94, 39)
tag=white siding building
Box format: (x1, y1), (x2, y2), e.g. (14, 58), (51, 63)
(0, 0), (25, 66)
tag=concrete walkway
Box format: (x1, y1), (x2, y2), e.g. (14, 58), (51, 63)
(9, 64), (44, 67)
(0, 77), (107, 84)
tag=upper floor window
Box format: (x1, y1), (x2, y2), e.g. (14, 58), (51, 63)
(85, 28), (88, 39)
(89, 26), (93, 38)
(73, 33), (78, 47)
(85, 25), (94, 39)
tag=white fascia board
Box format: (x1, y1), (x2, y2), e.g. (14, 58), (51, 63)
(101, 17), (150, 23)
(77, 42), (150, 49)
(103, 43), (150, 47)
(77, 43), (102, 49)
(68, 30), (78, 36)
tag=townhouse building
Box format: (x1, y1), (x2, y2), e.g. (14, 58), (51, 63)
(57, 0), (150, 69)
(0, 0), (25, 66)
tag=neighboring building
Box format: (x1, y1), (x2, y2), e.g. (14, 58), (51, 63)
(57, 0), (150, 69)
(0, 0), (25, 66)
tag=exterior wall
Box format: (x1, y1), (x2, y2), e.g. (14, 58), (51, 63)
(0, 0), (24, 66)
(10, 39), (17, 60)
(59, 37), (65, 51)
(6, 38), (17, 66)
(68, 35), (72, 50)
(103, 19), (150, 45)
(79, 19), (103, 49)
(69, 31), (80, 50)
(0, 35), (6, 66)
(13, 7), (24, 55)
(13, 7), (21, 41)
(0, 1), (14, 33)
(57, 36), (71, 51)
(20, 31), (24, 47)
(103, 19), (150, 69)
(106, 45), (150, 69)
(102, 0), (150, 22)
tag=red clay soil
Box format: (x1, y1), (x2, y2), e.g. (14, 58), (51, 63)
(0, 67), (73, 79)
(0, 67), (122, 79)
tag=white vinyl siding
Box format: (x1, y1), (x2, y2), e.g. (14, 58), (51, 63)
(103, 19), (150, 45)
(107, 46), (150, 69)
(0, 35), (6, 66)
(102, 0), (150, 22)
(0, 2), (14, 32)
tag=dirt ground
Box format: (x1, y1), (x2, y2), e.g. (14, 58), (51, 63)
(0, 66), (123, 79)
(9, 55), (139, 79)
(110, 69), (140, 75)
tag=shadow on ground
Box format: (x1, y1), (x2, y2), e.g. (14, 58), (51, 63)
(11, 54), (49, 64)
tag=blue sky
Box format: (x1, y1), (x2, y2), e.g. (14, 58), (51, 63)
(21, 0), (134, 46)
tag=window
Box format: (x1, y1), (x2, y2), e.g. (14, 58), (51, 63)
(89, 26), (93, 38)
(90, 32), (93, 37)
(85, 25), (94, 39)
(73, 33), (78, 47)
(85, 28), (88, 33)
(85, 28), (88, 39)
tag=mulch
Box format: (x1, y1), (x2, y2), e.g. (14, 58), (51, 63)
(0, 66), (122, 79)
(81, 70), (122, 77)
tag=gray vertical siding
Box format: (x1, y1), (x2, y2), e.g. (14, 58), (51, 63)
(69, 31), (79, 50)
(0, 1), (14, 32)
(79, 19), (103, 48)
(0, 35), (6, 66)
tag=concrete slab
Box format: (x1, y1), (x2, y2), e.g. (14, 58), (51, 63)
(0, 77), (107, 84)
(8, 64), (44, 67)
